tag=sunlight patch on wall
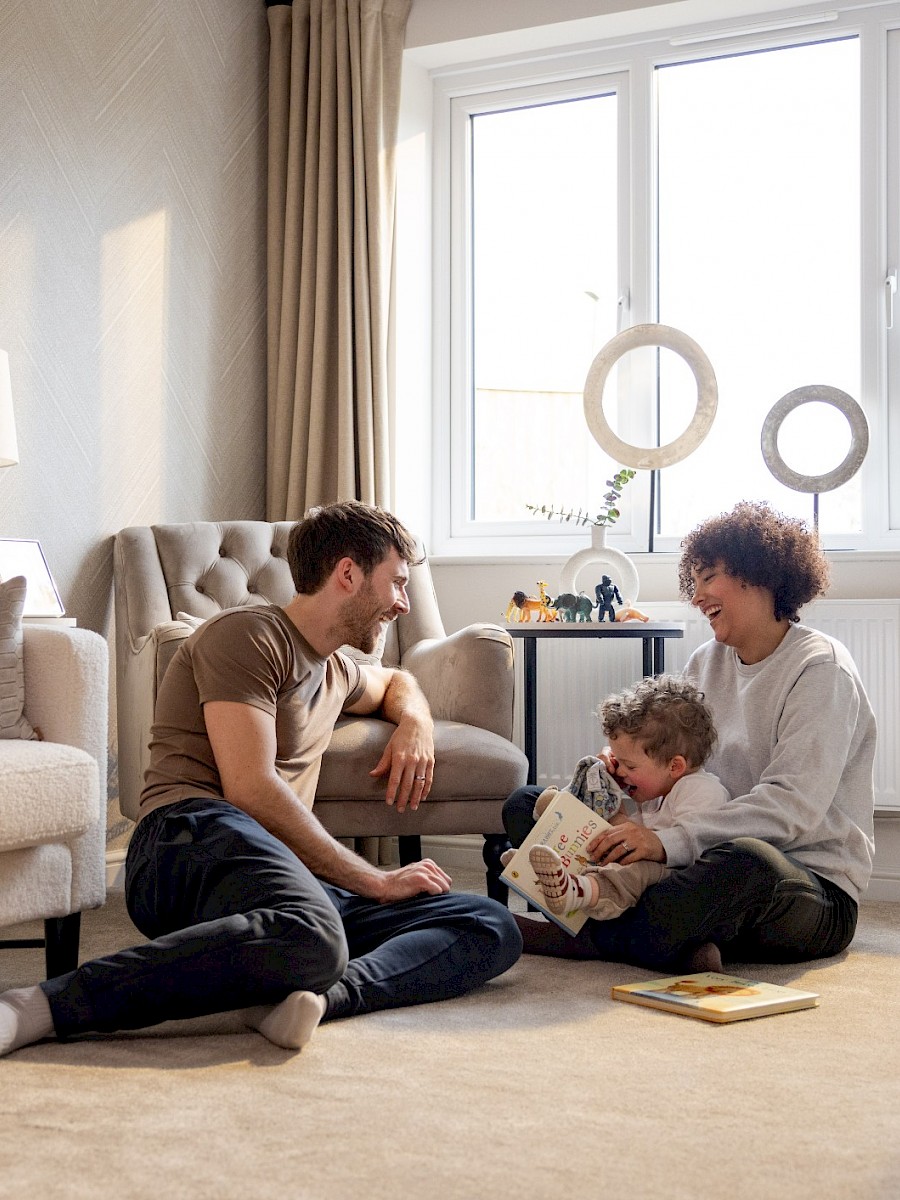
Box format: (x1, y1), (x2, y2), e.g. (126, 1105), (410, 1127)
(99, 208), (169, 524)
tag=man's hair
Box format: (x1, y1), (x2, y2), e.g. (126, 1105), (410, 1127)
(287, 500), (421, 594)
(600, 675), (717, 769)
(677, 500), (829, 623)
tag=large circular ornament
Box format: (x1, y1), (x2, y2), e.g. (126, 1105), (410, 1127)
(760, 385), (868, 493)
(582, 324), (718, 470)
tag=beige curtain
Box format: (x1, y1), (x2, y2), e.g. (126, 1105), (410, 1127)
(266, 0), (411, 520)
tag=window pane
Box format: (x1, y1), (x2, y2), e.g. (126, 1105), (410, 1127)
(656, 39), (861, 539)
(470, 95), (621, 523)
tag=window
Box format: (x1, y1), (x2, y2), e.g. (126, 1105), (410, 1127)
(469, 92), (621, 526)
(431, 4), (900, 556)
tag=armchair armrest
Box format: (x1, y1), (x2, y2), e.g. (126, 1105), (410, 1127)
(116, 619), (192, 821)
(22, 626), (108, 766)
(401, 623), (515, 740)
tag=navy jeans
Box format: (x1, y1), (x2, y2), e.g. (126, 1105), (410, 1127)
(503, 785), (857, 970)
(43, 799), (522, 1038)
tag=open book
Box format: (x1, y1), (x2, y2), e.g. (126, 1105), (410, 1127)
(500, 790), (612, 935)
(611, 971), (820, 1023)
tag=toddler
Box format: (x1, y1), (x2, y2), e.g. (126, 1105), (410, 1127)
(526, 675), (730, 920)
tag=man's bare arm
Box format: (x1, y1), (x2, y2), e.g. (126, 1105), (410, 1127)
(204, 700), (449, 901)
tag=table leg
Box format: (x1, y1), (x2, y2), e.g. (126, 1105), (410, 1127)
(653, 637), (665, 674)
(523, 635), (537, 785)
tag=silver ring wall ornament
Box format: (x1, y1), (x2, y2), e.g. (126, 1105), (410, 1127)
(582, 324), (719, 469)
(760, 385), (869, 493)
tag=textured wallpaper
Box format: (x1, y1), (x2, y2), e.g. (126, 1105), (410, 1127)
(0, 1), (269, 841)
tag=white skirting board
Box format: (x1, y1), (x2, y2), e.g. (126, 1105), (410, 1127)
(105, 827), (900, 901)
(421, 830), (900, 903)
(106, 848), (126, 892)
(105, 806), (900, 902)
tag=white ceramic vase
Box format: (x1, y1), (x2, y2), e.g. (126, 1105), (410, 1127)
(558, 524), (640, 605)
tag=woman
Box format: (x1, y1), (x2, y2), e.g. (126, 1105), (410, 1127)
(504, 500), (876, 970)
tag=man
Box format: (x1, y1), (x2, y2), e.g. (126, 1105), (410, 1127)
(0, 501), (522, 1055)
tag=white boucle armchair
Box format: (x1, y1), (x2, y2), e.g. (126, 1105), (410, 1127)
(0, 626), (108, 976)
(114, 521), (527, 899)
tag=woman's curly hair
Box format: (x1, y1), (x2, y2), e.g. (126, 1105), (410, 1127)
(677, 500), (829, 622)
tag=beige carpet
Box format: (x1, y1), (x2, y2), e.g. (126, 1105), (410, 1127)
(1, 873), (898, 1200)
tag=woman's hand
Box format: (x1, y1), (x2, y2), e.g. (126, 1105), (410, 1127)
(587, 820), (666, 866)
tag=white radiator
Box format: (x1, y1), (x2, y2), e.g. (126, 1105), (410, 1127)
(513, 599), (899, 810)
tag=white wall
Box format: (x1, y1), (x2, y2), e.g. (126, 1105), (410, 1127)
(0, 1), (269, 842)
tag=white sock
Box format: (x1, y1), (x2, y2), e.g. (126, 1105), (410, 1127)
(0, 986), (55, 1056)
(243, 991), (326, 1051)
(528, 845), (598, 914)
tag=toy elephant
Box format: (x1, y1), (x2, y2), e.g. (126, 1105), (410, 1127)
(551, 591), (595, 622)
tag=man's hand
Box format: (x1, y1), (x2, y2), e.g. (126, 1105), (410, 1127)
(374, 858), (451, 903)
(353, 668), (435, 812)
(370, 715), (435, 811)
(587, 819), (666, 866)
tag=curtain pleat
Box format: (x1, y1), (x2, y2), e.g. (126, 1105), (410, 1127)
(266, 0), (411, 520)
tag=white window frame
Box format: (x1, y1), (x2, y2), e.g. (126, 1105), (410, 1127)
(426, 1), (900, 560)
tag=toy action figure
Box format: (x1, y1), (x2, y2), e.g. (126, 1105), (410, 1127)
(595, 574), (622, 622)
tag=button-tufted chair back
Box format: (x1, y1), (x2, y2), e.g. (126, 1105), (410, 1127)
(150, 523), (401, 666)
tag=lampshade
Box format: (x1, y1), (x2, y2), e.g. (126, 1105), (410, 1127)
(0, 350), (19, 467)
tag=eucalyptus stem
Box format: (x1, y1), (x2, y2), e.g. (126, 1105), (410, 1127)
(526, 468), (636, 528)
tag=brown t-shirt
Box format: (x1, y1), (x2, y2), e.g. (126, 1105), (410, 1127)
(138, 605), (365, 820)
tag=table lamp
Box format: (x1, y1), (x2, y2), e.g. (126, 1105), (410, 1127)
(0, 349), (19, 467)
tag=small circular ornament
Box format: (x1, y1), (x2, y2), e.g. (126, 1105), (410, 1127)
(760, 385), (868, 493)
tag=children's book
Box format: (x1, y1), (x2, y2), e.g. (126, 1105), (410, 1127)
(611, 971), (820, 1023)
(500, 790), (613, 935)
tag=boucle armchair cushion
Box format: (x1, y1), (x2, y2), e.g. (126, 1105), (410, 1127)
(0, 576), (37, 740)
(0, 740), (98, 850)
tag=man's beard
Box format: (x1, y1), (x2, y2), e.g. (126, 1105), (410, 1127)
(341, 583), (390, 654)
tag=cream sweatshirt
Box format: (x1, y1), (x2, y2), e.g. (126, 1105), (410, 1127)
(671, 623), (876, 901)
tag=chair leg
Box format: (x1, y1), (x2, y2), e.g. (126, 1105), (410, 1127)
(398, 835), (422, 866)
(44, 913), (81, 978)
(482, 834), (511, 905)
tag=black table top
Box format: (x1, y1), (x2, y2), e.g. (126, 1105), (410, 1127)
(505, 621), (684, 639)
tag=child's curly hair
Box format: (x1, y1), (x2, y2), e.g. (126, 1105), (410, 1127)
(600, 675), (716, 769)
(677, 500), (829, 623)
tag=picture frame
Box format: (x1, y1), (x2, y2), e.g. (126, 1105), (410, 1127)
(0, 538), (65, 617)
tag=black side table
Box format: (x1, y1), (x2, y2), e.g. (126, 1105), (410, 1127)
(507, 622), (685, 785)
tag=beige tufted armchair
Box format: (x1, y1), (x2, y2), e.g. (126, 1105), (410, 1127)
(113, 521), (526, 898)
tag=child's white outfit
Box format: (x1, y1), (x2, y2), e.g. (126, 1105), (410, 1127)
(536, 758), (730, 920)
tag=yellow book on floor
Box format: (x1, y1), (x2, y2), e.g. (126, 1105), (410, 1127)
(500, 790), (612, 935)
(611, 971), (820, 1023)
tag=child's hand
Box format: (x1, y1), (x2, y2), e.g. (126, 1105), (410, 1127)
(598, 748), (623, 785)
